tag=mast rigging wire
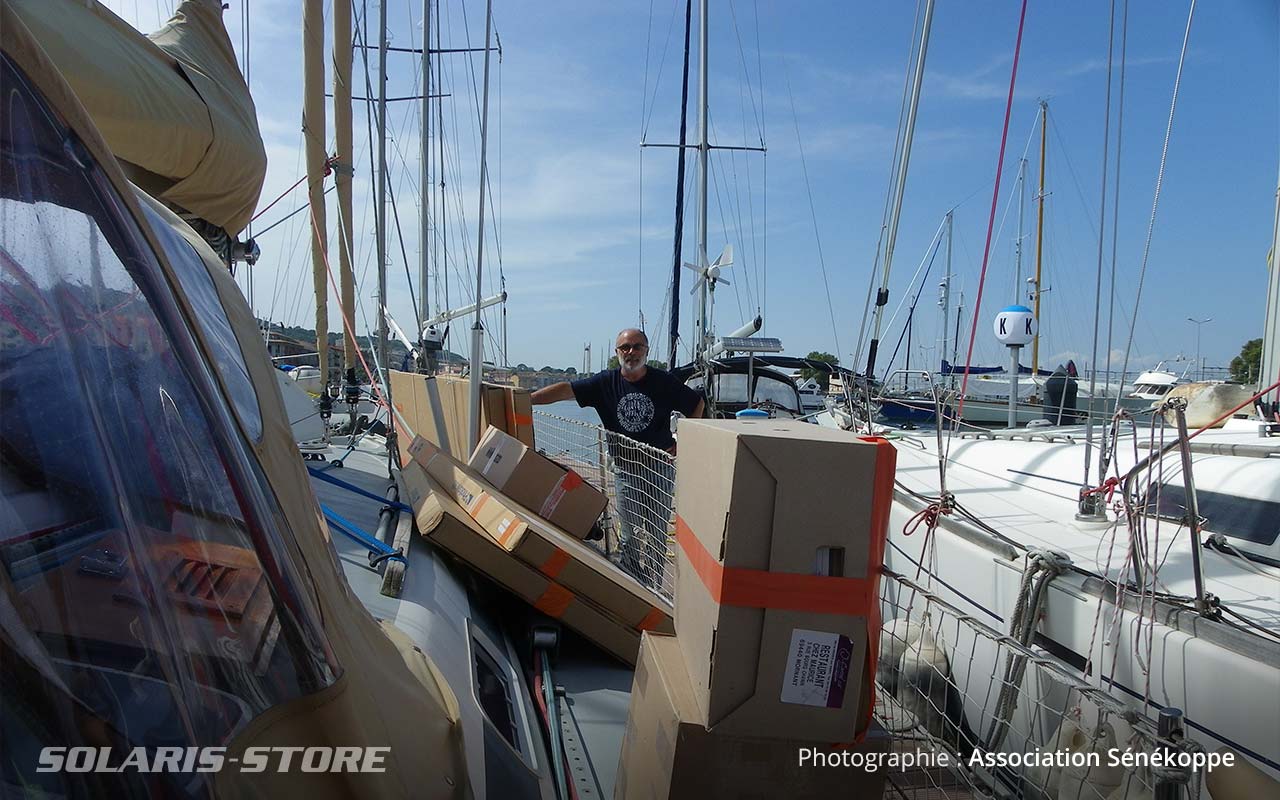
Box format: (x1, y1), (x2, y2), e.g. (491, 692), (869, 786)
(785, 69), (841, 356)
(1082, 0), (1120, 495)
(955, 0), (1030, 417)
(853, 0), (926, 370)
(1110, 0), (1197, 423)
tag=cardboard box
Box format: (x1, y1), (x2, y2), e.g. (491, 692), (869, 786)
(615, 632), (890, 800)
(672, 419), (896, 743)
(504, 387), (535, 447)
(411, 435), (673, 637)
(469, 426), (607, 539)
(389, 371), (531, 464)
(400, 463), (641, 664)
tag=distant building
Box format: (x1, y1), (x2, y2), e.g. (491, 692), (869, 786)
(512, 371), (562, 391)
(266, 332), (343, 383)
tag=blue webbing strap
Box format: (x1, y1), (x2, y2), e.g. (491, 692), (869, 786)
(308, 466), (414, 513)
(320, 503), (407, 565)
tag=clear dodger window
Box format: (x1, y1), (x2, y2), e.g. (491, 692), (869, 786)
(0, 54), (338, 796)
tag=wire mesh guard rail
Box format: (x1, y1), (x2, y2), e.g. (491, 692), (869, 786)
(874, 570), (1213, 800)
(532, 411), (676, 602)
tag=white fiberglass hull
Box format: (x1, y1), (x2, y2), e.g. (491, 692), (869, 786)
(881, 433), (1280, 780)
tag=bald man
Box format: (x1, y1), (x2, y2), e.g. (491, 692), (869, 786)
(532, 328), (702, 589)
(531, 328), (703, 453)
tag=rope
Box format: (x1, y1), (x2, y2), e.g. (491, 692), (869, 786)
(957, 0), (1029, 417)
(984, 548), (1069, 751)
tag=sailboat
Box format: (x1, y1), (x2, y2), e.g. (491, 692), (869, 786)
(823, 4), (1280, 796)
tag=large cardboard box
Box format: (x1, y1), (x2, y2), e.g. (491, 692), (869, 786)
(400, 463), (641, 664)
(615, 632), (890, 800)
(389, 371), (531, 464)
(469, 426), (607, 539)
(672, 419), (895, 743)
(410, 435), (673, 637)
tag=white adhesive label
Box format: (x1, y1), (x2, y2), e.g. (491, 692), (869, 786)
(781, 628), (854, 709)
(482, 446), (502, 476)
(539, 477), (569, 518)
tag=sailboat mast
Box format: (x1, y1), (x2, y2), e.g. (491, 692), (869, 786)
(303, 0), (329, 383)
(940, 209), (952, 385)
(418, 0), (431, 349)
(668, 0), (694, 369)
(435, 0), (448, 319)
(335, 0), (356, 374)
(1262, 169), (1280, 417)
(468, 0), (496, 450)
(694, 0), (710, 364)
(1015, 158), (1026, 295)
(376, 0), (389, 390)
(1031, 100), (1047, 375)
(864, 0), (935, 380)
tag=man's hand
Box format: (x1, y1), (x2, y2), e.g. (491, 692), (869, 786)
(531, 381), (574, 405)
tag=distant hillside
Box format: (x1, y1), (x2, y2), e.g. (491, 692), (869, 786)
(262, 321), (466, 364)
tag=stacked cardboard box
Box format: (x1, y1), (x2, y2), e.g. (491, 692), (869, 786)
(401, 463), (642, 664)
(616, 632), (890, 800)
(404, 435), (673, 659)
(469, 426), (606, 539)
(616, 418), (896, 797)
(389, 371), (533, 464)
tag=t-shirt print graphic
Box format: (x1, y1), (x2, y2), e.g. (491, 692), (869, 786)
(616, 392), (655, 433)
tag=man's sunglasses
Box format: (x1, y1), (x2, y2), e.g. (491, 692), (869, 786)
(616, 343), (647, 353)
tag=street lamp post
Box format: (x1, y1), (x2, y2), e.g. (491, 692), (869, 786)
(1187, 317), (1212, 381)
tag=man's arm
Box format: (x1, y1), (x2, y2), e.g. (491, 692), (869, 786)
(692, 397), (705, 418)
(531, 381), (575, 405)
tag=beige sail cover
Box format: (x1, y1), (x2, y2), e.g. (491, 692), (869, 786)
(2, 6), (471, 796)
(9, 0), (266, 235)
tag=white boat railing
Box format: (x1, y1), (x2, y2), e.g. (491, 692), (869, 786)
(876, 569), (1209, 800)
(532, 411), (676, 602)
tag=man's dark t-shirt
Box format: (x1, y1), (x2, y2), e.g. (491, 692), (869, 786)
(571, 367), (701, 450)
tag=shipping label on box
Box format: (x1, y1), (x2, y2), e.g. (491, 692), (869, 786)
(671, 419), (895, 743)
(615, 633), (889, 800)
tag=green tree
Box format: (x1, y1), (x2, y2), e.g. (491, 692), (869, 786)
(1229, 338), (1263, 384)
(565, 367), (577, 375)
(800, 351), (839, 391)
(515, 363), (530, 371)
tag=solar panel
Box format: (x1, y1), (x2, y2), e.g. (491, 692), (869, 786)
(717, 336), (783, 353)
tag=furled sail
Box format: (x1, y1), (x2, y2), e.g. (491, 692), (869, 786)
(10, 0), (266, 236)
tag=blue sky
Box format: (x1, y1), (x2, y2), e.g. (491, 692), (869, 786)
(106, 1), (1277, 378)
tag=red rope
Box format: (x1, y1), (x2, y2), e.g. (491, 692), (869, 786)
(956, 0), (1030, 418)
(903, 502), (944, 537)
(1081, 475), (1121, 503)
(251, 154), (339, 225)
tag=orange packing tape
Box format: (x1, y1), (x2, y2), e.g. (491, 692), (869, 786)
(636, 606), (667, 632)
(561, 471), (584, 491)
(539, 548), (571, 579)
(854, 436), (897, 741)
(675, 516), (879, 616)
(468, 491), (491, 518)
(533, 583), (574, 618)
(513, 414), (534, 426)
(496, 513), (525, 546)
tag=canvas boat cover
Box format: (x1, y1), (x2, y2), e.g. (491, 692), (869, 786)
(1, 5), (469, 795)
(9, 0), (266, 235)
